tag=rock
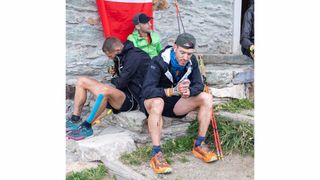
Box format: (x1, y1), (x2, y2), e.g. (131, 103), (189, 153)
(127, 121), (191, 144)
(89, 56), (107, 67)
(66, 85), (75, 100)
(162, 122), (190, 139)
(233, 70), (254, 84)
(66, 161), (100, 175)
(153, 0), (169, 11)
(216, 111), (254, 125)
(101, 159), (147, 180)
(86, 17), (100, 25)
(66, 9), (85, 24)
(202, 54), (253, 65)
(211, 84), (246, 99)
(240, 109), (254, 117)
(128, 131), (150, 144)
(206, 66), (233, 85)
(75, 132), (136, 161)
(67, 0), (97, 11)
(109, 111), (147, 133)
(66, 24), (103, 46)
(181, 111), (198, 122)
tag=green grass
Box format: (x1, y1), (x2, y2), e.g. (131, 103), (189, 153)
(188, 115), (254, 156)
(120, 145), (152, 166)
(214, 99), (254, 113)
(66, 164), (107, 180)
(120, 115), (254, 165)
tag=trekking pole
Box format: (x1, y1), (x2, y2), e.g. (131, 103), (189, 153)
(212, 108), (224, 160)
(174, 0), (181, 34)
(211, 108), (220, 158)
(198, 55), (224, 160)
(174, 0), (185, 34)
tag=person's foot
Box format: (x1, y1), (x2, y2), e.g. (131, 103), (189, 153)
(66, 125), (93, 141)
(66, 119), (81, 132)
(192, 141), (218, 163)
(149, 152), (172, 174)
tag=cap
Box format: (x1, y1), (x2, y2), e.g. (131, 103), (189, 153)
(132, 13), (152, 25)
(175, 33), (196, 49)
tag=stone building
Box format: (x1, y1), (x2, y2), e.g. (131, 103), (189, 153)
(66, 0), (254, 119)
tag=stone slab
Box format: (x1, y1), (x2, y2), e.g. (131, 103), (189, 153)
(216, 111), (254, 125)
(233, 70), (254, 84)
(211, 84), (246, 99)
(75, 132), (136, 161)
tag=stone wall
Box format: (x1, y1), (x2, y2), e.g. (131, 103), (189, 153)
(66, 0), (235, 84)
(65, 0), (254, 126)
(154, 0), (234, 54)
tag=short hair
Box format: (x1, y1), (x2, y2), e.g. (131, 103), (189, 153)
(102, 36), (122, 53)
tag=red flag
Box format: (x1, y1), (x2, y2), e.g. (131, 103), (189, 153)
(96, 0), (153, 42)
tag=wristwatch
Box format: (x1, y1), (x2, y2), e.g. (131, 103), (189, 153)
(249, 45), (254, 52)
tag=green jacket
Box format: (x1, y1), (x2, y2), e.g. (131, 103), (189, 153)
(127, 30), (162, 59)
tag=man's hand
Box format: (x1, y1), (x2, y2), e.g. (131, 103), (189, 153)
(249, 45), (255, 59)
(164, 79), (191, 97)
(177, 79), (190, 92)
(178, 79), (190, 98)
(107, 66), (116, 76)
(181, 88), (190, 98)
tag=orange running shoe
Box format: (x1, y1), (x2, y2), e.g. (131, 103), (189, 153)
(149, 152), (172, 174)
(192, 141), (218, 163)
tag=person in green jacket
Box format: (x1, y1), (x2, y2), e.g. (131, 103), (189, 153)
(127, 13), (162, 59)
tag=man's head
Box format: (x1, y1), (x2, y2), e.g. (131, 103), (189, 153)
(102, 37), (124, 59)
(132, 13), (152, 34)
(173, 33), (196, 66)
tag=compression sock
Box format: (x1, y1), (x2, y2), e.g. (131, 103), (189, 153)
(71, 115), (81, 123)
(81, 121), (92, 129)
(195, 135), (206, 147)
(152, 145), (161, 157)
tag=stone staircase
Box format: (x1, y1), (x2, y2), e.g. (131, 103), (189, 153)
(66, 54), (254, 179)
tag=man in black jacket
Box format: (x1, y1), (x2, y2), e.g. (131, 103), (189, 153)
(66, 37), (150, 140)
(240, 1), (254, 59)
(141, 33), (218, 174)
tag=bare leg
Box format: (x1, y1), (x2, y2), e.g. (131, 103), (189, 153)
(89, 85), (125, 123)
(72, 76), (126, 121)
(173, 92), (213, 136)
(144, 98), (164, 146)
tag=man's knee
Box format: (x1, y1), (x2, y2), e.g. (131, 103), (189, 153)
(76, 76), (90, 87)
(198, 92), (213, 107)
(99, 84), (113, 96)
(145, 98), (164, 114)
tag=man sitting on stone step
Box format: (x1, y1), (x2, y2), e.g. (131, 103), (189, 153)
(66, 36), (150, 140)
(141, 33), (218, 174)
(127, 12), (162, 59)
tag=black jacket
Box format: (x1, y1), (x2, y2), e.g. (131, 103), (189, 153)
(240, 4), (254, 58)
(111, 41), (150, 104)
(142, 46), (204, 100)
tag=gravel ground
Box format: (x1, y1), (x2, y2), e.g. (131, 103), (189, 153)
(129, 152), (254, 180)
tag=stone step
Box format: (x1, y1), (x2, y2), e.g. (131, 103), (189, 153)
(202, 54), (253, 65)
(216, 109), (254, 125)
(106, 111), (196, 134)
(66, 129), (146, 179)
(75, 131), (136, 161)
(205, 64), (254, 86)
